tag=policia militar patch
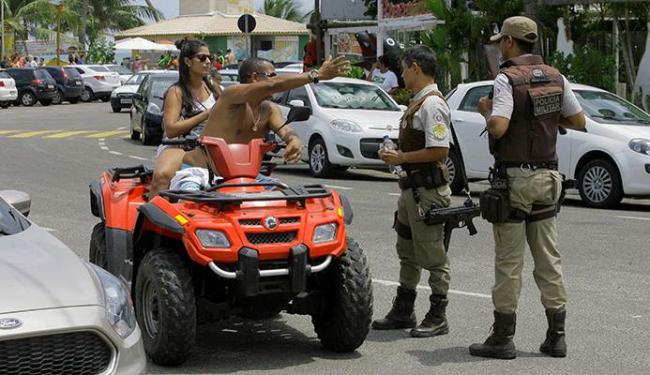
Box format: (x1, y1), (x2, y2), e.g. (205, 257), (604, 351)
(531, 92), (563, 117)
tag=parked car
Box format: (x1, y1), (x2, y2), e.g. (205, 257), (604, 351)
(41, 66), (84, 104)
(5, 68), (57, 106)
(105, 64), (133, 85)
(446, 80), (650, 208)
(68, 64), (121, 102)
(0, 70), (18, 108)
(217, 68), (240, 83)
(110, 70), (167, 113)
(274, 77), (405, 177)
(0, 190), (145, 375)
(130, 71), (178, 145)
(276, 62), (304, 74)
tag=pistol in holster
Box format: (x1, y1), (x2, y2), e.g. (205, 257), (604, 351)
(479, 166), (511, 223)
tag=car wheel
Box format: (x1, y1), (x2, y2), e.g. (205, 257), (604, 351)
(445, 147), (464, 195)
(68, 97), (80, 104)
(577, 159), (623, 208)
(0, 101), (10, 109)
(80, 87), (94, 102)
(89, 222), (109, 270)
(136, 249), (196, 366)
(20, 91), (36, 106)
(141, 119), (160, 145)
(309, 138), (336, 178)
(111, 104), (121, 113)
(130, 125), (141, 140)
(39, 99), (52, 106)
(52, 89), (63, 105)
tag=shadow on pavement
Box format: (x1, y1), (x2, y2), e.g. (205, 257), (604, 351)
(147, 315), (362, 374)
(365, 329), (414, 344)
(406, 347), (485, 366)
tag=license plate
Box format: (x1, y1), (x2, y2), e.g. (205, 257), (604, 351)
(120, 99), (132, 104)
(47, 85), (54, 89)
(75, 81), (82, 86)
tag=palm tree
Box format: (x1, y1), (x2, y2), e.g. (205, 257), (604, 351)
(260, 0), (308, 23)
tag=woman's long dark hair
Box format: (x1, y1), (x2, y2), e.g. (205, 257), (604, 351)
(174, 38), (218, 115)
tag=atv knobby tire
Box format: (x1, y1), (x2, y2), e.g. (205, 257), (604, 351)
(135, 249), (196, 366)
(312, 237), (373, 352)
(89, 222), (108, 270)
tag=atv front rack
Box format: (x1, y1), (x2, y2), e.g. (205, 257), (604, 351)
(110, 165), (153, 183)
(160, 183), (332, 207)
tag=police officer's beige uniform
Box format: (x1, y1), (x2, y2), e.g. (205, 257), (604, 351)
(372, 82), (453, 337)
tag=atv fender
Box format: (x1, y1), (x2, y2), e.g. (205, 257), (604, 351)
(338, 194), (353, 225)
(137, 203), (185, 234)
(89, 181), (104, 220)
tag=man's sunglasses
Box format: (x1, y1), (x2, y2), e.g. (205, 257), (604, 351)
(255, 71), (277, 78)
(193, 54), (211, 62)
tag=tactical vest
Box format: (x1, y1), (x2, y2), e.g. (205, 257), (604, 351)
(490, 55), (564, 164)
(398, 91), (445, 173)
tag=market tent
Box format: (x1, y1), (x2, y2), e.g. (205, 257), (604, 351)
(114, 37), (177, 51)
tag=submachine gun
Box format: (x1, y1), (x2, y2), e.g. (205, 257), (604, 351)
(420, 120), (480, 252)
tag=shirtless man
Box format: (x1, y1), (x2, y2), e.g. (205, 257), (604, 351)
(182, 56), (350, 169)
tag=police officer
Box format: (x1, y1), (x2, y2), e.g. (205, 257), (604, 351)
(469, 16), (586, 359)
(372, 45), (453, 338)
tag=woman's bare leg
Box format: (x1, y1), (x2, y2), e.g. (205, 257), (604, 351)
(149, 148), (185, 197)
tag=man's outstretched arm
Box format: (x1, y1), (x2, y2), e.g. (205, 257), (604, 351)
(221, 56), (350, 106)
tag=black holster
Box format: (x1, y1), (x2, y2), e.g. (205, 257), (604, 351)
(398, 163), (449, 191)
(479, 167), (511, 223)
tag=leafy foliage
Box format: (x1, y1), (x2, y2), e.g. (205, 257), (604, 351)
(86, 38), (115, 64)
(260, 0), (309, 22)
(548, 48), (616, 92)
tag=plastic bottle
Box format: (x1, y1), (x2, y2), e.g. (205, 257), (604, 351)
(380, 135), (403, 175)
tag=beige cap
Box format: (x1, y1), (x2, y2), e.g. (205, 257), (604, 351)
(490, 16), (538, 43)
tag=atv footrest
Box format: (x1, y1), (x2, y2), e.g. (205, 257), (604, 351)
(110, 164), (152, 183)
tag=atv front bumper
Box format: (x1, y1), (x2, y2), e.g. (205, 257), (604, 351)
(208, 244), (333, 297)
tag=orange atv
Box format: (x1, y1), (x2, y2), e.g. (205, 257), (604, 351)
(88, 107), (373, 366)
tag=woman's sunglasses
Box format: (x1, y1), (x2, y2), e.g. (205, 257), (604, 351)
(194, 54), (211, 62)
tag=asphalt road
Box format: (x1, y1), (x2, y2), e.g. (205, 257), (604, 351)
(1, 102), (649, 375)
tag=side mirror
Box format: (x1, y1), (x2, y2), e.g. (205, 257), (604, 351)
(132, 93), (142, 100)
(285, 105), (311, 125)
(0, 190), (31, 217)
(288, 99), (305, 107)
(398, 104), (407, 111)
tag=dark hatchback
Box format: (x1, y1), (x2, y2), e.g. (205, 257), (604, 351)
(130, 72), (178, 145)
(5, 68), (57, 106)
(42, 67), (84, 104)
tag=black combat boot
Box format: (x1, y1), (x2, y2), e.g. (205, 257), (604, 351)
(469, 311), (517, 360)
(540, 308), (567, 357)
(410, 294), (449, 337)
(372, 287), (417, 330)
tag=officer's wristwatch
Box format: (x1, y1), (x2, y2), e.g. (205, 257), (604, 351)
(308, 69), (320, 84)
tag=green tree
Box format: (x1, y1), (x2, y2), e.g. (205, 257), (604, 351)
(260, 0), (309, 22)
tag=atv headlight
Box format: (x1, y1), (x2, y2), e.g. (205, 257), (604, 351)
(196, 229), (230, 248)
(313, 223), (337, 244)
(330, 119), (362, 133)
(629, 138), (650, 156)
(89, 264), (137, 339)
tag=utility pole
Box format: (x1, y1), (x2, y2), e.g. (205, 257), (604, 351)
(1, 0), (4, 61)
(56, 3), (62, 65)
(314, 0), (321, 64)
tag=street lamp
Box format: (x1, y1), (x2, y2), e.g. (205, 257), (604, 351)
(48, 0), (63, 66)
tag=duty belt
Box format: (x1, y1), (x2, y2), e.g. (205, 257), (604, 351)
(499, 161), (558, 171)
(398, 170), (444, 191)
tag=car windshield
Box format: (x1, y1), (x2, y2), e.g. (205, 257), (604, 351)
(0, 71), (10, 78)
(150, 78), (176, 102)
(35, 69), (53, 80)
(125, 74), (146, 85)
(107, 65), (131, 75)
(311, 82), (399, 111)
(63, 68), (81, 78)
(87, 65), (110, 72)
(574, 90), (650, 126)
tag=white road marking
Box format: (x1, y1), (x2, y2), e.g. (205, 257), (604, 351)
(388, 193), (401, 196)
(615, 215), (650, 222)
(100, 146), (109, 150)
(129, 155), (148, 161)
(109, 151), (123, 156)
(324, 184), (353, 191)
(98, 138), (105, 141)
(372, 278), (491, 299)
(117, 127), (127, 130)
(41, 227), (56, 232)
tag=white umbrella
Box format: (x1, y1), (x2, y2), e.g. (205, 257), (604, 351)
(115, 37), (177, 51)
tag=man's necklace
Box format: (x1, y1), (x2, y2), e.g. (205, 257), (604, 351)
(250, 107), (262, 131)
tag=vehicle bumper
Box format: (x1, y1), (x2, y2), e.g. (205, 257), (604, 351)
(90, 82), (121, 97)
(63, 85), (83, 98)
(325, 129), (399, 167)
(112, 95), (133, 108)
(0, 305), (145, 375)
(36, 89), (57, 100)
(0, 89), (18, 102)
(616, 150), (650, 196)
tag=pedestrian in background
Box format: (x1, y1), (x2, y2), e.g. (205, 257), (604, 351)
(372, 45), (454, 339)
(367, 55), (399, 94)
(469, 16), (586, 360)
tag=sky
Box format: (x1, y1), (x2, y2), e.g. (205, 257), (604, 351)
(138, 0), (315, 19)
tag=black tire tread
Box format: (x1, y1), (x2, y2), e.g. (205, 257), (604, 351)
(136, 249), (196, 366)
(89, 222), (108, 269)
(312, 237), (373, 352)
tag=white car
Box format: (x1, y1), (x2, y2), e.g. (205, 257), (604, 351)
(105, 64), (133, 85)
(110, 70), (167, 113)
(446, 80), (650, 208)
(67, 64), (121, 102)
(274, 77), (405, 177)
(0, 190), (145, 374)
(0, 70), (18, 108)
